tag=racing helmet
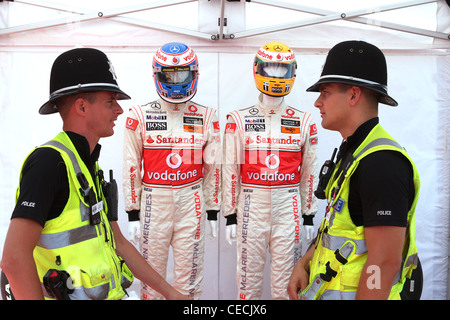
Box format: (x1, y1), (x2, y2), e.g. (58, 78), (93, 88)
(253, 42), (297, 97)
(152, 42), (199, 104)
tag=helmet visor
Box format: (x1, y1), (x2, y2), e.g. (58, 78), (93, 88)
(256, 60), (296, 79)
(156, 66), (196, 85)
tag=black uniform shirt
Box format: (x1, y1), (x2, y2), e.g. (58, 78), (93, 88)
(336, 118), (415, 227)
(11, 132), (101, 227)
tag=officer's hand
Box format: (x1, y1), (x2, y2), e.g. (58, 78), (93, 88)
(287, 260), (310, 300)
(128, 220), (141, 245)
(166, 290), (192, 300)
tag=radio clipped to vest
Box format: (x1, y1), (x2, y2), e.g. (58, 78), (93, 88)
(100, 169), (118, 221)
(314, 148), (337, 199)
(76, 172), (102, 225)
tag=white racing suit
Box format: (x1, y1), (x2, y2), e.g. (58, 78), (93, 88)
(222, 95), (318, 299)
(123, 98), (221, 300)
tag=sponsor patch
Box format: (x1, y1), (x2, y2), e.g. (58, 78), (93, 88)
(143, 149), (203, 187)
(146, 122), (167, 131)
(310, 124), (318, 136)
(241, 149), (302, 186)
(126, 117), (139, 131)
(248, 107), (259, 116)
(281, 126), (300, 134)
(245, 118), (265, 123)
(184, 125), (203, 133)
(213, 121), (220, 133)
(245, 123), (265, 132)
(184, 116), (203, 125)
(146, 115), (167, 120)
(281, 119), (300, 127)
(225, 123), (236, 134)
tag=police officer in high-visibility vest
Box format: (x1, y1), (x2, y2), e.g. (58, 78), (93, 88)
(0, 48), (188, 300)
(287, 40), (421, 300)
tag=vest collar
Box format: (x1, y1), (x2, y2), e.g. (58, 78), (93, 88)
(337, 117), (379, 163)
(65, 131), (101, 178)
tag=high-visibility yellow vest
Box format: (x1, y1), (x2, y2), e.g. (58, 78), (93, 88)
(17, 132), (133, 300)
(305, 124), (420, 300)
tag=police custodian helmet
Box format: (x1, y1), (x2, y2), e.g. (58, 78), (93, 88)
(307, 40), (398, 106)
(39, 48), (131, 115)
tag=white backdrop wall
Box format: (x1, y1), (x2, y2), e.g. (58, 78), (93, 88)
(0, 0), (449, 300)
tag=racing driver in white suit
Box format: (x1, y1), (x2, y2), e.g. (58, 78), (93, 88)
(123, 42), (221, 300)
(222, 42), (318, 300)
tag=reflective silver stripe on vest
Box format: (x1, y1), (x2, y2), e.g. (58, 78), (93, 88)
(41, 281), (110, 300)
(80, 200), (90, 222)
(392, 253), (419, 286)
(321, 232), (367, 255)
(74, 283), (110, 300)
(321, 290), (356, 300)
(354, 138), (403, 160)
(43, 140), (83, 176)
(42, 140), (91, 222)
(37, 224), (99, 250)
(405, 253), (418, 268)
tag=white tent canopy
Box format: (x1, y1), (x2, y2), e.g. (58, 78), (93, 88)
(1, 0), (449, 300)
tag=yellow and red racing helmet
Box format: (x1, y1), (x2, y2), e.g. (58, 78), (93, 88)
(253, 42), (297, 97)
